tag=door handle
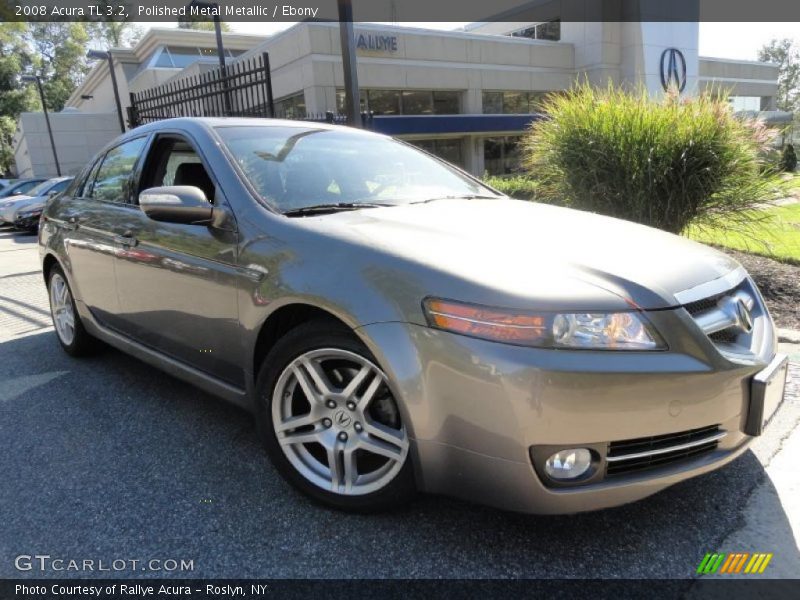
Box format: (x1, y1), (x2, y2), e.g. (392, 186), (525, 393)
(115, 230), (138, 247)
(63, 216), (79, 231)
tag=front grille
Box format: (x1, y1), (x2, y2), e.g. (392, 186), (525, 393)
(709, 329), (738, 344)
(606, 425), (723, 477)
(682, 281), (756, 348)
(683, 293), (728, 316)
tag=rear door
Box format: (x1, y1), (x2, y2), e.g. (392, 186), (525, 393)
(113, 132), (243, 387)
(58, 137), (148, 329)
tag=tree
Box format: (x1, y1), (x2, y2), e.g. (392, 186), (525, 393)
(24, 23), (92, 113)
(88, 2), (143, 48)
(758, 38), (800, 113)
(178, 18), (232, 32)
(90, 21), (143, 49)
(0, 23), (37, 175)
(0, 22), (91, 174)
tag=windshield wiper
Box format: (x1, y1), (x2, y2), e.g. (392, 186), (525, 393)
(410, 194), (499, 205)
(282, 202), (393, 217)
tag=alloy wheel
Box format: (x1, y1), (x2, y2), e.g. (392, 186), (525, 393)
(272, 348), (409, 496)
(49, 273), (75, 346)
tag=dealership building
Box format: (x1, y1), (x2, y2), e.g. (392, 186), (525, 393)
(13, 18), (783, 178)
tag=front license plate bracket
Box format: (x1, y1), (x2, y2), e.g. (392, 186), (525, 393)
(744, 354), (789, 437)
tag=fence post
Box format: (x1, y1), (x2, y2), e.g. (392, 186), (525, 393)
(263, 53), (275, 118)
(127, 93), (139, 128)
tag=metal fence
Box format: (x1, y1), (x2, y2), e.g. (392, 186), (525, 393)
(127, 52), (276, 127)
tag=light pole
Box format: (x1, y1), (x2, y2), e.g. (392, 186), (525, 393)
(188, 0), (231, 115)
(337, 0), (362, 127)
(86, 50), (126, 133)
(21, 75), (61, 176)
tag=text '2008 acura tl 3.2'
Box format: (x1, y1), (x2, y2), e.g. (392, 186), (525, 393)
(39, 118), (788, 513)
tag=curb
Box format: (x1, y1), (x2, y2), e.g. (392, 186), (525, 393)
(777, 328), (800, 344)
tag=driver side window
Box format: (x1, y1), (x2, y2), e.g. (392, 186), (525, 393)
(139, 136), (216, 204)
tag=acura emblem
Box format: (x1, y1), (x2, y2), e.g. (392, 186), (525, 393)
(334, 410), (352, 428)
(660, 48), (687, 93)
(735, 297), (754, 333)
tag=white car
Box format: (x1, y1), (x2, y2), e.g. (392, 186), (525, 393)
(0, 177), (73, 224)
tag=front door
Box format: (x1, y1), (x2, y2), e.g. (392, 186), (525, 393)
(113, 133), (243, 387)
(59, 137), (148, 331)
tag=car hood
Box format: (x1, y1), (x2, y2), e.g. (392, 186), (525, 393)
(0, 194), (34, 206)
(301, 198), (740, 310)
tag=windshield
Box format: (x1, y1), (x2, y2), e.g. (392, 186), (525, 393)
(216, 126), (495, 213)
(25, 179), (59, 197)
(0, 179), (42, 198)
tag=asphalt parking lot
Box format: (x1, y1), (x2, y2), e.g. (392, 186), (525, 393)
(1, 225), (798, 583)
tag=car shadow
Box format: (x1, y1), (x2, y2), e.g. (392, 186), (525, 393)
(0, 225), (37, 244)
(0, 330), (797, 580)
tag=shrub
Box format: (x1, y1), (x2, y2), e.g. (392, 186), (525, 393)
(782, 144), (798, 172)
(521, 83), (786, 234)
(482, 174), (540, 201)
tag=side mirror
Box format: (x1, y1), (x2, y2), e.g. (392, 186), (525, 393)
(139, 186), (213, 224)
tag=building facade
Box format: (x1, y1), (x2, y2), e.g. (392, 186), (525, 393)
(16, 19), (781, 178)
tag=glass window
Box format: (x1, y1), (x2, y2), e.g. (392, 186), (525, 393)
(503, 92), (527, 114)
(367, 90), (400, 115)
(91, 137), (148, 203)
(217, 126), (495, 212)
(507, 20), (560, 41)
(78, 159), (103, 197)
(510, 26), (537, 39)
(401, 91), (434, 115)
(536, 20), (561, 41)
(47, 179), (71, 195)
(153, 48), (175, 68)
(482, 92), (503, 114)
(483, 136), (523, 175)
(274, 93), (307, 119)
(167, 46), (205, 68)
(433, 91), (460, 115)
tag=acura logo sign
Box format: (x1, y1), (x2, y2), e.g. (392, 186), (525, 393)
(660, 48), (687, 93)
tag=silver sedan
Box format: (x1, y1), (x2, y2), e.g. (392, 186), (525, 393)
(39, 118), (787, 513)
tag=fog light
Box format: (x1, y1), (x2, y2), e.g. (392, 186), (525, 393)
(544, 448), (592, 480)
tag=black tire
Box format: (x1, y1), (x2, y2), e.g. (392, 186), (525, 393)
(47, 264), (98, 357)
(255, 318), (416, 512)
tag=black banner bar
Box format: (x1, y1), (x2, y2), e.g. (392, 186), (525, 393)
(3, 579), (800, 600)
(2, 0), (800, 23)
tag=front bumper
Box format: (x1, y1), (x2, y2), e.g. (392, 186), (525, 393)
(357, 307), (773, 514)
(13, 212), (41, 230)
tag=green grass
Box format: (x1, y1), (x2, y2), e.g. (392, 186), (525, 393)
(686, 203), (800, 264)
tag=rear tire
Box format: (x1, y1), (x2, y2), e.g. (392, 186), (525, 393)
(255, 319), (416, 512)
(47, 264), (97, 357)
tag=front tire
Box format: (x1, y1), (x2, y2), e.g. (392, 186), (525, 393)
(255, 319), (416, 512)
(47, 265), (97, 356)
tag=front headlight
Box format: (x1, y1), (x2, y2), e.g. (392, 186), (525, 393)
(423, 298), (665, 350)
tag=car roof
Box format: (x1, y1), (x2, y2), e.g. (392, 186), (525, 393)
(121, 117), (380, 142)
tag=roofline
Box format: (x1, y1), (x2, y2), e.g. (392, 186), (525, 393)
(67, 27), (264, 106)
(699, 56), (781, 68)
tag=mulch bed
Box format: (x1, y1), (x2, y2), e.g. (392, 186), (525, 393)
(721, 249), (800, 331)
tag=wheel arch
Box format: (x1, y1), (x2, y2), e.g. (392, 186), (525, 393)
(251, 302), (354, 382)
(41, 252), (60, 285)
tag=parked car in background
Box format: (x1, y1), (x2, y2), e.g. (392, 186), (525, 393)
(0, 177), (73, 226)
(0, 177), (46, 200)
(39, 118), (787, 514)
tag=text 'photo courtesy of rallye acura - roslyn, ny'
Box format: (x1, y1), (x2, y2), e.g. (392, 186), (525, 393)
(38, 117), (788, 513)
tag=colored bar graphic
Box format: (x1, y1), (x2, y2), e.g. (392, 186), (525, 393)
(698, 552), (773, 575)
